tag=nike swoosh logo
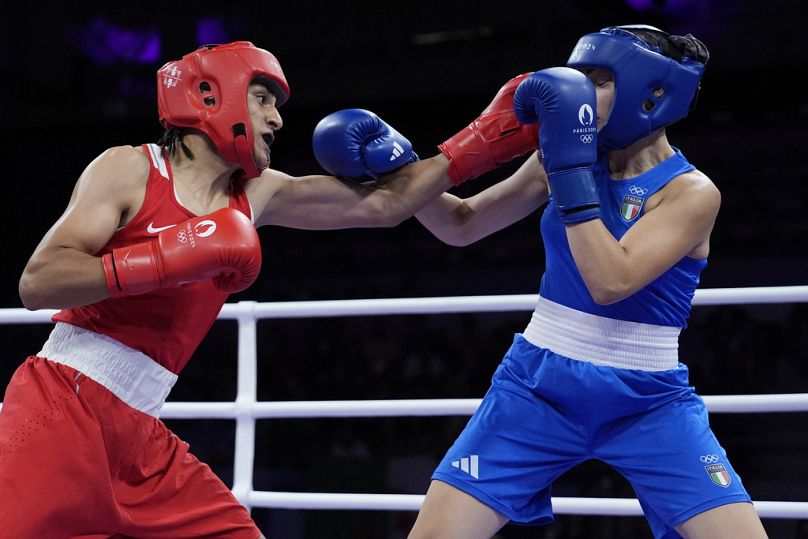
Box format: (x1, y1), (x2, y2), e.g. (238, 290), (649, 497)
(147, 222), (177, 234)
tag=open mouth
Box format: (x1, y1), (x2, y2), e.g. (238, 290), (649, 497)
(260, 133), (274, 164)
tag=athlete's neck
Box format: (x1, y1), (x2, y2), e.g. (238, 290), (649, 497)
(607, 129), (675, 180)
(168, 133), (238, 213)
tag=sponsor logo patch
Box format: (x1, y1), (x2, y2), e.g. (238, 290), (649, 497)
(450, 454), (479, 479)
(147, 222), (176, 234)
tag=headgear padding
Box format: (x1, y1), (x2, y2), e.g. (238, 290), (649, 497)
(157, 41), (290, 178)
(567, 25), (706, 150)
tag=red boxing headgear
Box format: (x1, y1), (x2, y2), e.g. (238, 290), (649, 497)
(157, 41), (290, 178)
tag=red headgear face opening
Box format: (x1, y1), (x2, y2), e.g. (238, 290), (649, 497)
(156, 41), (290, 178)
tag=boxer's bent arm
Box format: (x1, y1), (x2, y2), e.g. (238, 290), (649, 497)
(248, 155), (454, 229)
(567, 170), (720, 305)
(19, 147), (147, 310)
(416, 152), (548, 246)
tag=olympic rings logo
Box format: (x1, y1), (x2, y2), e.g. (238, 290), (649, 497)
(700, 454), (720, 463)
(176, 230), (188, 244)
(580, 134), (593, 144)
(629, 185), (648, 196)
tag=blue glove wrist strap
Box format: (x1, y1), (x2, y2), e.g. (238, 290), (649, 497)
(548, 168), (601, 224)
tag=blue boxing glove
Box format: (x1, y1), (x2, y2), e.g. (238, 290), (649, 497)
(514, 67), (600, 224)
(312, 108), (418, 180)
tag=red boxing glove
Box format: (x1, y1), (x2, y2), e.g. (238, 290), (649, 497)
(439, 72), (540, 185)
(102, 208), (262, 298)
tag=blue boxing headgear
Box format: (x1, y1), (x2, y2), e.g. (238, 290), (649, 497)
(567, 25), (707, 150)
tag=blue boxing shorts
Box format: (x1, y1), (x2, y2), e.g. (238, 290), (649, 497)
(432, 334), (752, 538)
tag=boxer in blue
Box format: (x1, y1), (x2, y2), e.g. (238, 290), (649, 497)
(403, 25), (768, 539)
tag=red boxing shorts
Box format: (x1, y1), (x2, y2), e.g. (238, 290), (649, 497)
(0, 355), (260, 538)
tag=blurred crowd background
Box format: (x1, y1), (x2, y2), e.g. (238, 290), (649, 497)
(2, 0), (807, 536)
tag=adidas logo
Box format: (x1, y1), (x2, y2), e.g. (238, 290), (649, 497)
(451, 454), (479, 479)
(390, 141), (404, 161)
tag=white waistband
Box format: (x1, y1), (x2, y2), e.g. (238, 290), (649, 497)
(38, 322), (177, 417)
(522, 297), (680, 371)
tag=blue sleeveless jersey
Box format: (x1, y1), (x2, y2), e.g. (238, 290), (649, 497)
(539, 148), (706, 328)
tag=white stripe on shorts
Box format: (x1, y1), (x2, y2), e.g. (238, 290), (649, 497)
(38, 322), (177, 417)
(522, 296), (681, 371)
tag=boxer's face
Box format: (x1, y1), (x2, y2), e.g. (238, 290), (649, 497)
(583, 68), (614, 131)
(247, 82), (283, 170)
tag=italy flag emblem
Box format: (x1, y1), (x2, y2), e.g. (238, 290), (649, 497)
(705, 463), (731, 487)
(620, 194), (644, 222)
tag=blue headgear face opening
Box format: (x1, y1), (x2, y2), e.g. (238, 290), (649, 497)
(567, 26), (705, 150)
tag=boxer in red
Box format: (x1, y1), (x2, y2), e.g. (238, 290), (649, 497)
(0, 41), (536, 538)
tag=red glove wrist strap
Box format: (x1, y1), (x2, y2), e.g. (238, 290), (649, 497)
(101, 253), (125, 299)
(104, 242), (163, 298)
(438, 127), (493, 186)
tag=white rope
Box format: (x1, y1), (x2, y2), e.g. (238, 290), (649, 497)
(245, 491), (808, 518)
(2, 285), (807, 518)
(158, 393), (808, 419)
(217, 285), (808, 319)
(2, 286), (807, 324)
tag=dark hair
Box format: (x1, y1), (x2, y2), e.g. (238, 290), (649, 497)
(157, 126), (194, 160)
(622, 26), (710, 66)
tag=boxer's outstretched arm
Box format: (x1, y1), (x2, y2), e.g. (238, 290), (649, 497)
(249, 74), (541, 231)
(415, 152), (547, 246)
(246, 108), (453, 229)
(249, 154), (454, 230)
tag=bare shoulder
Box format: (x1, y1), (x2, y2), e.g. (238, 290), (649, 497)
(650, 168), (720, 216)
(69, 145), (151, 223)
(82, 145), (150, 190)
(673, 168), (720, 212)
(243, 167), (292, 225)
(243, 167), (290, 194)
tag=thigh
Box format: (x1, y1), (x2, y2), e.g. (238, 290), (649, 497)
(675, 502), (766, 539)
(0, 357), (121, 537)
(430, 342), (589, 526)
(601, 393), (753, 537)
(116, 419), (260, 539)
(409, 480), (509, 539)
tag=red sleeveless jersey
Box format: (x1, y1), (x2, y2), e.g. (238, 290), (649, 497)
(53, 144), (254, 374)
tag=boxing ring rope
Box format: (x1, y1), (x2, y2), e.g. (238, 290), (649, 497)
(1, 285), (807, 519)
